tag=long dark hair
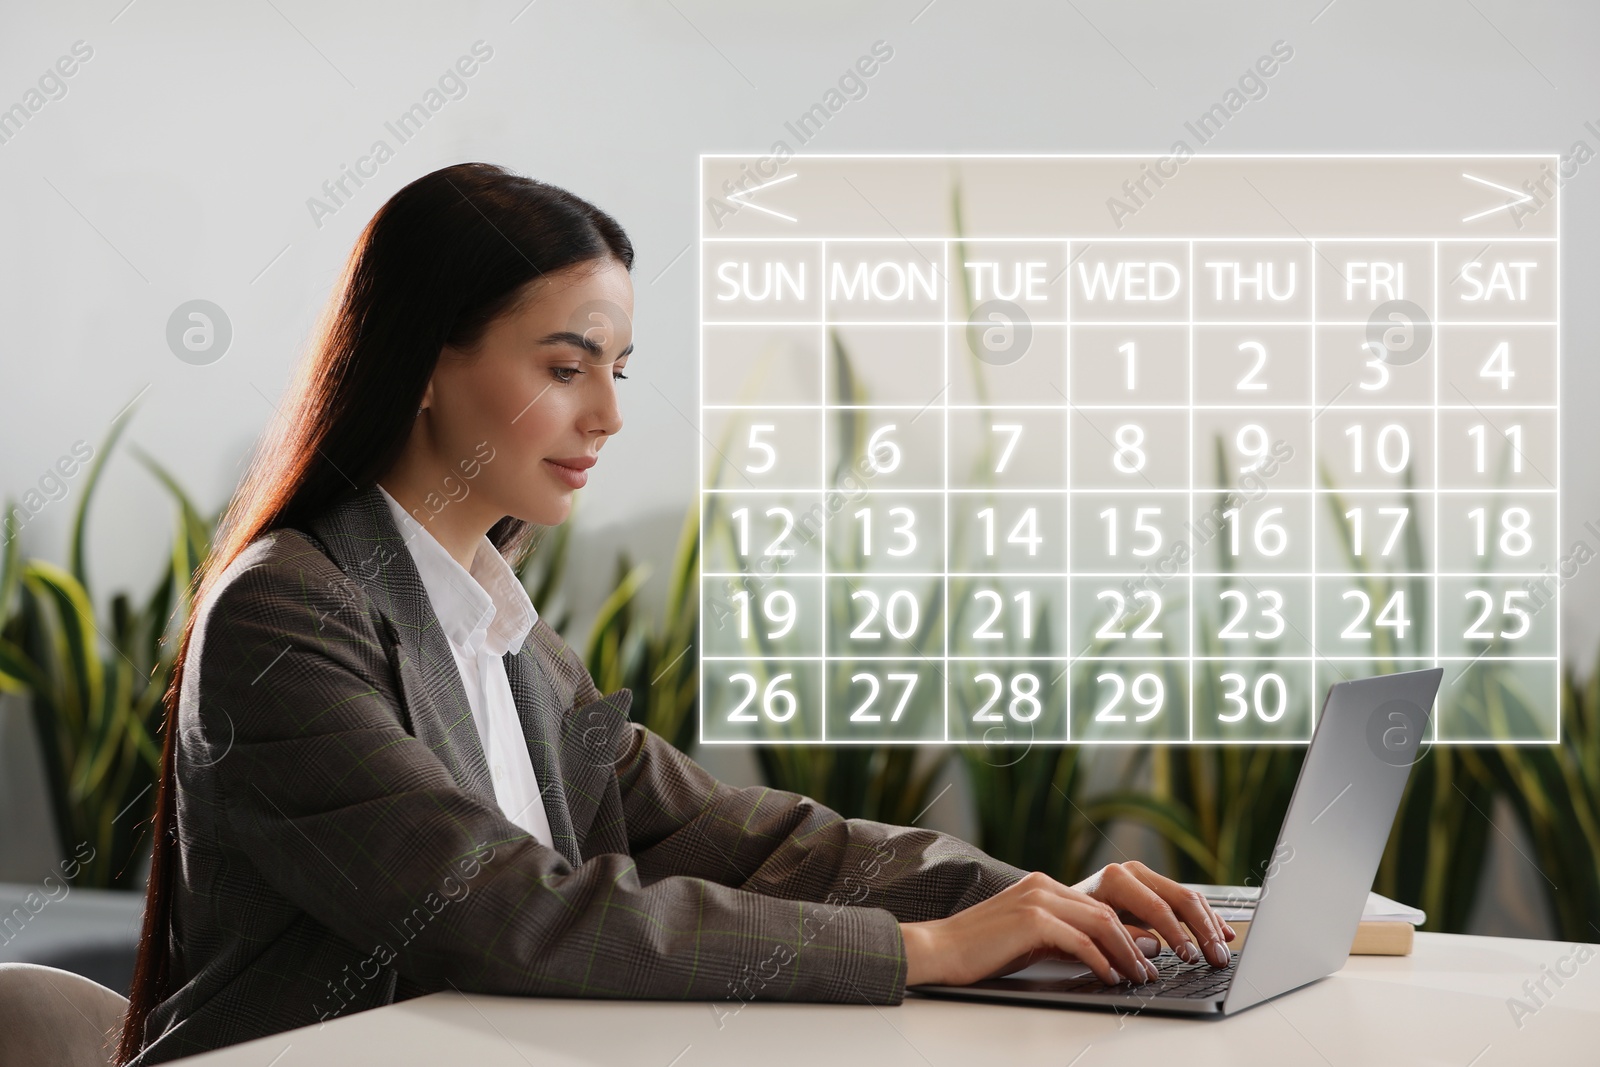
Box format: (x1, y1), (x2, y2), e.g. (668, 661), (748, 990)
(115, 162), (633, 1064)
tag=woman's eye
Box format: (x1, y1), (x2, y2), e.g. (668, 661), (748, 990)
(551, 365), (627, 383)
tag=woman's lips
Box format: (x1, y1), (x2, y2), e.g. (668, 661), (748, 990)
(543, 458), (589, 489)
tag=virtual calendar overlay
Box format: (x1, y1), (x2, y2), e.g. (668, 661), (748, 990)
(697, 155), (1560, 746)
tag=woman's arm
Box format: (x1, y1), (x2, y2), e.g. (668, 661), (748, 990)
(605, 725), (1232, 991)
(193, 543), (912, 1005)
(525, 617), (1028, 922)
(614, 723), (1030, 923)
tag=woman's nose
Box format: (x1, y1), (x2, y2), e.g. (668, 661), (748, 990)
(587, 373), (624, 437)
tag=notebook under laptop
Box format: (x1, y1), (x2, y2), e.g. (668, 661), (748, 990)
(908, 667), (1444, 1017)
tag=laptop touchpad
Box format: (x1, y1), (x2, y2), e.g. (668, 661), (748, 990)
(996, 958), (1096, 982)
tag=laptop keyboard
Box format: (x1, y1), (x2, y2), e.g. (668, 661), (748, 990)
(1046, 949), (1238, 999)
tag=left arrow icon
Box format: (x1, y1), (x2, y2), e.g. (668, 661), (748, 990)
(1460, 172), (1533, 223)
(726, 172), (798, 223)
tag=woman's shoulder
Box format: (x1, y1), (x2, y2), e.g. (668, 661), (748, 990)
(211, 526), (344, 594)
(196, 526), (379, 642)
(229, 525), (337, 575)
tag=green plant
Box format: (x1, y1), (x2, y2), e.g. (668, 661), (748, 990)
(1377, 746), (1495, 932)
(515, 493), (700, 756)
(1089, 437), (1307, 884)
(583, 506), (700, 756)
(1312, 459), (1491, 929)
(1087, 439), (1500, 931)
(960, 742), (1108, 881)
(1104, 454), (1503, 927)
(694, 270), (956, 822)
(1476, 660), (1600, 942)
(1108, 447), (1516, 929)
(747, 326), (951, 825)
(943, 179), (1138, 876)
(0, 408), (211, 888)
(515, 513), (574, 637)
(951, 545), (1114, 880)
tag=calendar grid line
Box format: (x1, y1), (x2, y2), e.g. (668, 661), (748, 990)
(703, 571), (1564, 578)
(701, 235), (1561, 243)
(819, 238), (827, 744)
(705, 320), (1561, 328)
(942, 238), (950, 744)
(705, 655), (1559, 661)
(1310, 240), (1318, 738)
(703, 487), (1560, 495)
(1557, 173), (1564, 746)
(706, 403), (1560, 411)
(1187, 238), (1196, 743)
(1064, 238), (1074, 743)
(1440, 238), (1452, 748)
(696, 157), (705, 750)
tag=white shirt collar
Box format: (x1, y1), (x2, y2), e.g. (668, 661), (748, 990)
(377, 484), (537, 657)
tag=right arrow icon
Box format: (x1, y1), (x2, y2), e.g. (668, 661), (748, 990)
(1460, 172), (1534, 223)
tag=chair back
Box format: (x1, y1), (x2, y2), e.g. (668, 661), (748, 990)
(0, 963), (126, 1067)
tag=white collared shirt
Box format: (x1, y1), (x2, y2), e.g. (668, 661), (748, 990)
(377, 485), (554, 849)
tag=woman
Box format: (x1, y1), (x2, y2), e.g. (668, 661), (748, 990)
(116, 163), (1234, 1065)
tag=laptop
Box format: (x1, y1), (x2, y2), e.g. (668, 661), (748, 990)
(908, 667), (1444, 1017)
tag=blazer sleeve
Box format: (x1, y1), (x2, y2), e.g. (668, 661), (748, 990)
(528, 614), (1029, 922)
(193, 546), (912, 1006)
(615, 724), (1030, 923)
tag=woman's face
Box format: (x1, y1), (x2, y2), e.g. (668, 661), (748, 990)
(422, 256), (632, 528)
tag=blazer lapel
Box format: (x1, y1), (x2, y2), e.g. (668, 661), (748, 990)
(502, 648), (581, 865)
(304, 485), (498, 808)
(504, 648), (633, 867)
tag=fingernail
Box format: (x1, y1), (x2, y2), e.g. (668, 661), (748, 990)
(1108, 968), (1123, 985)
(1136, 936), (1159, 956)
(1208, 941), (1228, 966)
(1180, 940), (1202, 963)
(1224, 922), (1237, 939)
(1144, 960), (1160, 982)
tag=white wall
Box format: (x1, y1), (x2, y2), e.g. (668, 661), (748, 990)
(2, 0), (1597, 646)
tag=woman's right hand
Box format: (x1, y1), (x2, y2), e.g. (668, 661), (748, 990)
(898, 867), (1229, 988)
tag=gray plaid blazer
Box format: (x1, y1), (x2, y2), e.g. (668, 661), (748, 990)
(128, 484), (1026, 1064)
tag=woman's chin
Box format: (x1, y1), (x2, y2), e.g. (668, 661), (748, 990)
(522, 494), (574, 527)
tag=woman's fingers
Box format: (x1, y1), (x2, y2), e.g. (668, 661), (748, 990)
(1088, 870), (1235, 966)
(915, 874), (1160, 987)
(1095, 867), (1206, 964)
(1025, 902), (1135, 985)
(1120, 857), (1228, 966)
(993, 875), (1155, 984)
(1050, 892), (1161, 983)
(1123, 922), (1161, 958)
(932, 868), (1249, 991)
(997, 874), (1151, 983)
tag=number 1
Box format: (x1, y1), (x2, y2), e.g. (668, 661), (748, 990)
(1118, 341), (1136, 389)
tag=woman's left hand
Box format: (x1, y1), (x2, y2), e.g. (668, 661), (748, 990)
(1071, 861), (1238, 968)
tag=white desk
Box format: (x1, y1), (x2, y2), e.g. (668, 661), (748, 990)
(184, 933), (1598, 1065)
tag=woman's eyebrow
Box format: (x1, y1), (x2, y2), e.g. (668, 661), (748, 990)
(535, 330), (633, 359)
